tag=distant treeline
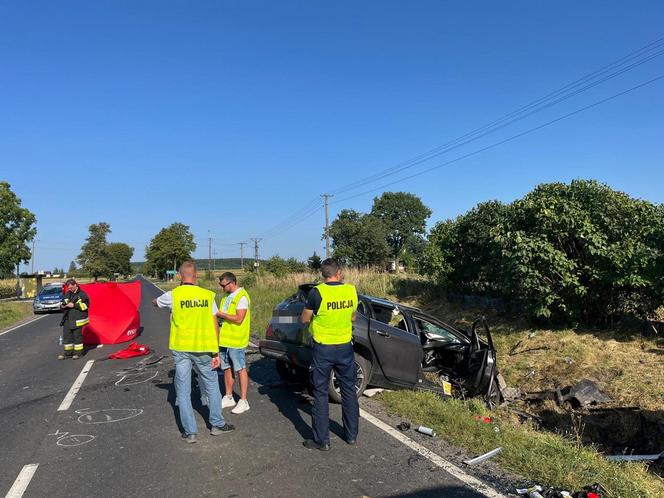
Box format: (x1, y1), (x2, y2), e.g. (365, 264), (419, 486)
(131, 258), (263, 272)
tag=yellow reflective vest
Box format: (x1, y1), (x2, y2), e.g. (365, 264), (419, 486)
(169, 284), (218, 353)
(219, 288), (251, 348)
(310, 283), (357, 345)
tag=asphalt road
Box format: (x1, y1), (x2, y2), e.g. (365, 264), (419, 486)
(0, 277), (501, 498)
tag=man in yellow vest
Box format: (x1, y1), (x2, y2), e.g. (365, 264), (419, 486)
(216, 272), (251, 415)
(300, 258), (359, 451)
(152, 261), (234, 443)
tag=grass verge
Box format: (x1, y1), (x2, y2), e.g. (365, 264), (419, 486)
(380, 390), (663, 496)
(0, 301), (35, 330)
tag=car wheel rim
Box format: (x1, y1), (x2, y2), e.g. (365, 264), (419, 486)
(332, 361), (365, 395)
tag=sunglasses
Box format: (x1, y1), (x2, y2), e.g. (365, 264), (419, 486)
(219, 281), (231, 288)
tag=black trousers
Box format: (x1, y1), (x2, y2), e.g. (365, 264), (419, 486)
(310, 341), (359, 445)
(62, 327), (83, 354)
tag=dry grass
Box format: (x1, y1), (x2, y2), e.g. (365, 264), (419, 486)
(0, 301), (34, 329)
(380, 391), (664, 497)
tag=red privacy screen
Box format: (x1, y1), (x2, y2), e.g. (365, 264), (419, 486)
(80, 281), (141, 345)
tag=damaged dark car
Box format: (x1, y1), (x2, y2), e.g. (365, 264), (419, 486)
(259, 284), (500, 405)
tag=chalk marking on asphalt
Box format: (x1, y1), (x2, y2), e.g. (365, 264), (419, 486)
(0, 314), (47, 337)
(5, 463), (39, 498)
(359, 409), (506, 498)
(57, 360), (95, 411)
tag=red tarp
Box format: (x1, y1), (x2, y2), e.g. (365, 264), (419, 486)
(79, 281), (141, 345)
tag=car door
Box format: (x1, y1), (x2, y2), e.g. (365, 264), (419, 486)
(459, 318), (497, 395)
(368, 304), (422, 385)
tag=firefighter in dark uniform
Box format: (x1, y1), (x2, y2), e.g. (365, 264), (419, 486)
(58, 278), (90, 360)
(300, 258), (359, 451)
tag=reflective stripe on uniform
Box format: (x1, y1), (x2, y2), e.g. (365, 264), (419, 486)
(74, 344), (84, 351)
(76, 318), (89, 327)
(78, 302), (88, 311)
(64, 344), (74, 350)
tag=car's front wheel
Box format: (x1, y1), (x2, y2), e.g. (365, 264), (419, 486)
(328, 354), (370, 404)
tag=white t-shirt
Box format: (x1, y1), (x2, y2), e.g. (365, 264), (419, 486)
(221, 287), (249, 312)
(156, 289), (219, 315)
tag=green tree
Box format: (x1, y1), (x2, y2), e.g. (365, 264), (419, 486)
(307, 251), (322, 271)
(371, 192), (432, 271)
(0, 182), (37, 278)
(144, 223), (196, 278)
(424, 180), (664, 325)
(77, 222), (111, 280)
(328, 209), (390, 267)
(106, 242), (134, 277)
(68, 261), (77, 273)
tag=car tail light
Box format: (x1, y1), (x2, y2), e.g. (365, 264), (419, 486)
(265, 324), (274, 338)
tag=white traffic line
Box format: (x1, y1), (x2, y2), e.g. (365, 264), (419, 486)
(359, 409), (506, 498)
(57, 360), (95, 411)
(0, 315), (47, 337)
(5, 463), (39, 498)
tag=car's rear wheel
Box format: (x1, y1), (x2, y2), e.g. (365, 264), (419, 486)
(328, 354), (370, 404)
(275, 360), (306, 383)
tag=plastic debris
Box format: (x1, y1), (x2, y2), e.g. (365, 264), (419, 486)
(415, 425), (436, 436)
(362, 388), (385, 398)
(473, 415), (493, 424)
(463, 447), (502, 465)
(606, 451), (663, 462)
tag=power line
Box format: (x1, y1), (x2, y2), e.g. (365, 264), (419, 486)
(328, 36), (664, 196)
(332, 73), (664, 205)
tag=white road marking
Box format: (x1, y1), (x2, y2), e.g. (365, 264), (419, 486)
(359, 409), (507, 498)
(5, 463), (39, 498)
(0, 315), (47, 337)
(57, 360), (95, 411)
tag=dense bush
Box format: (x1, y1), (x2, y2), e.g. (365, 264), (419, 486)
(263, 255), (308, 277)
(423, 180), (664, 324)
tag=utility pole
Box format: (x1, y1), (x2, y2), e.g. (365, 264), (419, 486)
(208, 232), (212, 279)
(238, 242), (246, 269)
(212, 249), (216, 271)
(31, 239), (36, 274)
(250, 238), (262, 272)
(321, 194), (333, 259)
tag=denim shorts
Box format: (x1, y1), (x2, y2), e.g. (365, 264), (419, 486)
(219, 347), (246, 372)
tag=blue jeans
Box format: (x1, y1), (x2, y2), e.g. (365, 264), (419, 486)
(310, 341), (359, 445)
(172, 350), (225, 435)
(219, 347), (246, 372)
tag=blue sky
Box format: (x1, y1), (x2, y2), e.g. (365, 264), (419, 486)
(2, 1), (663, 271)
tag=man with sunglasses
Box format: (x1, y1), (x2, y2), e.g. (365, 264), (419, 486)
(216, 272), (252, 414)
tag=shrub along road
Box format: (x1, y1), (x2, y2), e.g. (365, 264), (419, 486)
(0, 277), (504, 498)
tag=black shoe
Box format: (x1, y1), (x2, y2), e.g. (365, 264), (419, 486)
(346, 438), (357, 445)
(210, 424), (235, 435)
(303, 439), (330, 451)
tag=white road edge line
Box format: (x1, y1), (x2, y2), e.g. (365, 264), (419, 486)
(359, 409), (506, 498)
(57, 360), (95, 411)
(5, 463), (39, 498)
(0, 314), (47, 337)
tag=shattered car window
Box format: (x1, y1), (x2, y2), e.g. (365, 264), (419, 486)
(415, 318), (461, 344)
(371, 304), (408, 332)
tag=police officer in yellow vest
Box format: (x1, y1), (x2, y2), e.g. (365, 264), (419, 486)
(153, 261), (234, 443)
(216, 272), (251, 415)
(301, 258), (359, 451)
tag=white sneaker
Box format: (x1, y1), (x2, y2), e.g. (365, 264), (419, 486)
(231, 399), (250, 414)
(221, 395), (236, 409)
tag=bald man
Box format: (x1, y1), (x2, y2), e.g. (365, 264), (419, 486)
(152, 261), (235, 443)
